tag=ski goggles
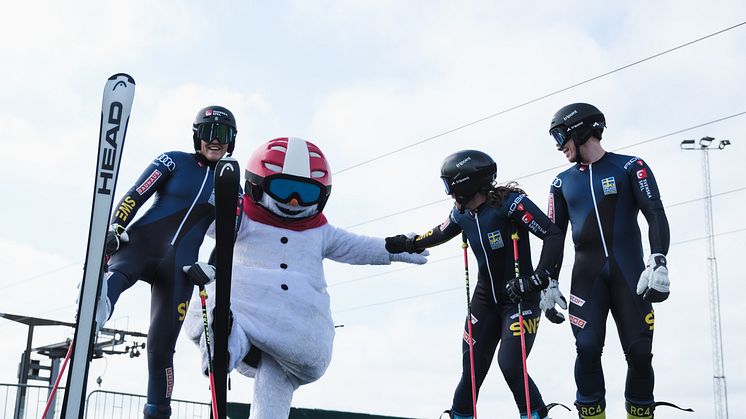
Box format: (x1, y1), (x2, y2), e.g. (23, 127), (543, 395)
(442, 177), (455, 195)
(265, 175), (324, 206)
(550, 126), (571, 149)
(194, 123), (235, 145)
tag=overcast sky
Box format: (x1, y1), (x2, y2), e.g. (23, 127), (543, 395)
(1, 1), (745, 418)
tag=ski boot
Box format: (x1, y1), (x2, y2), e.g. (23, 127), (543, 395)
(440, 409), (473, 419)
(143, 402), (171, 419)
(575, 400), (606, 418)
(626, 401), (654, 418)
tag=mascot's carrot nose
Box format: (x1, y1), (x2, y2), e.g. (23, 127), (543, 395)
(289, 197), (299, 206)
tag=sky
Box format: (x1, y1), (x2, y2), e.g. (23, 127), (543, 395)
(1, 1), (745, 418)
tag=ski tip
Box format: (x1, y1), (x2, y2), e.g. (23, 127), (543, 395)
(108, 73), (136, 85)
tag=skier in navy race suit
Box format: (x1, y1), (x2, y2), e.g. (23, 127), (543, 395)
(386, 150), (567, 419)
(546, 103), (674, 419)
(93, 105), (239, 419)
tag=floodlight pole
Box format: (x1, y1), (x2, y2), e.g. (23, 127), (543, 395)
(680, 136), (730, 419)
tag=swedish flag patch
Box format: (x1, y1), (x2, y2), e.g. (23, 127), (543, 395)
(601, 177), (617, 195)
(487, 230), (504, 249)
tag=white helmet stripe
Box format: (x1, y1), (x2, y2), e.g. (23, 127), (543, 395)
(281, 137), (310, 177)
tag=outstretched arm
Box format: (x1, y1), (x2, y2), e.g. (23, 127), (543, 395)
(385, 212), (462, 254)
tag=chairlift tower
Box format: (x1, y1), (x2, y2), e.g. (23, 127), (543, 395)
(680, 136), (731, 419)
(0, 312), (146, 419)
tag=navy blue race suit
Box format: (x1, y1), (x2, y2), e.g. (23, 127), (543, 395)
(410, 190), (564, 418)
(548, 152), (670, 408)
(105, 151), (223, 416)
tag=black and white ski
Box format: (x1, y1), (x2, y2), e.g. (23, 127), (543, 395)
(61, 73), (135, 419)
(212, 157), (241, 418)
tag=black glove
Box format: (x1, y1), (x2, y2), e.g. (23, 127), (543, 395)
(104, 224), (129, 256)
(505, 270), (551, 303)
(182, 262), (216, 287)
(385, 234), (417, 254)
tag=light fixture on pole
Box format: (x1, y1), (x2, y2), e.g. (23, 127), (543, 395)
(680, 136), (731, 419)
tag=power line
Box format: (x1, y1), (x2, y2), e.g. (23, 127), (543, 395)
(0, 261), (81, 291)
(667, 186), (746, 208)
(329, 255), (460, 287)
(344, 112), (746, 229)
(334, 22), (746, 175)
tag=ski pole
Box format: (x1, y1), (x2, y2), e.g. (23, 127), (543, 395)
(40, 337), (73, 419)
(461, 232), (478, 419)
(197, 286), (219, 419)
(511, 228), (532, 418)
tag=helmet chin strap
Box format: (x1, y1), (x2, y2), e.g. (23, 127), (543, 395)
(573, 138), (584, 164)
(455, 194), (475, 214)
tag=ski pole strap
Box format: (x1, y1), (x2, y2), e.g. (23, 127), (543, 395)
(545, 402), (571, 413)
(653, 401), (694, 413)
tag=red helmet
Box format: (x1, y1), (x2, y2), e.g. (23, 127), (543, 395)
(245, 137), (332, 212)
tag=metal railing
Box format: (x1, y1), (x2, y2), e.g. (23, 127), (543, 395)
(1, 383), (61, 419)
(0, 383), (210, 419)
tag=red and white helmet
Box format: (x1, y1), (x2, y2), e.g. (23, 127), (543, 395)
(245, 137), (332, 212)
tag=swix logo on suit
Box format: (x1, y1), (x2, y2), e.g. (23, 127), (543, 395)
(177, 300), (190, 321)
(510, 317), (539, 336)
(645, 310), (655, 331)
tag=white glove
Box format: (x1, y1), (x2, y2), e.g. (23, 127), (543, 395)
(636, 253), (669, 303)
(182, 262), (216, 287)
(104, 223), (129, 256)
(539, 279), (567, 323)
(389, 249), (430, 265)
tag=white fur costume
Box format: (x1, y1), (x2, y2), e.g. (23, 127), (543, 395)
(184, 211), (419, 418)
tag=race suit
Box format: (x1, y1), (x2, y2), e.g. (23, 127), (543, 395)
(411, 191), (563, 417)
(105, 151), (224, 415)
(548, 152), (670, 408)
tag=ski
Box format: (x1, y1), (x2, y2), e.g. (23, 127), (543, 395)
(212, 157), (241, 418)
(61, 73), (135, 419)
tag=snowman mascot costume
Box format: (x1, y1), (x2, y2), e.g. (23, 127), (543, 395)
(184, 137), (428, 418)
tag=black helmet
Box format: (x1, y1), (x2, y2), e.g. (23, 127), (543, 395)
(549, 103), (605, 149)
(192, 105), (237, 155)
(440, 150), (497, 204)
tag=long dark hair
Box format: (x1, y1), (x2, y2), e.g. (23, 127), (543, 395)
(484, 181), (525, 207)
